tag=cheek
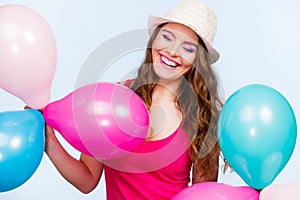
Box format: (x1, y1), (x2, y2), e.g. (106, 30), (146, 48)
(180, 50), (197, 66)
(182, 56), (196, 68)
(151, 48), (159, 63)
(152, 36), (168, 51)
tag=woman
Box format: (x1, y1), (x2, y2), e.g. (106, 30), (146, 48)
(45, 0), (224, 199)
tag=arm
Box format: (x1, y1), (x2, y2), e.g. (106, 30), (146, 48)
(45, 125), (104, 194)
(192, 153), (219, 184)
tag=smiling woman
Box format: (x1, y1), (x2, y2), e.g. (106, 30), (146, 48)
(152, 23), (198, 82)
(42, 0), (225, 199)
(2, 0), (299, 199)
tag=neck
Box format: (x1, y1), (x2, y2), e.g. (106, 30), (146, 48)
(153, 78), (183, 103)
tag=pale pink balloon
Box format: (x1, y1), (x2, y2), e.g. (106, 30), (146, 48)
(260, 182), (300, 200)
(172, 182), (259, 200)
(43, 82), (150, 159)
(0, 4), (57, 109)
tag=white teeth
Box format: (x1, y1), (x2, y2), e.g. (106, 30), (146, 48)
(161, 56), (177, 67)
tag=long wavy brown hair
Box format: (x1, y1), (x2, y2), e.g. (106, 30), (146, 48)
(130, 23), (225, 179)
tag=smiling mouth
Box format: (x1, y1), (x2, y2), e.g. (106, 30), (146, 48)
(160, 55), (179, 68)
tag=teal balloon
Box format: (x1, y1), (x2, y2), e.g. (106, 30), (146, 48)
(218, 84), (297, 189)
(0, 109), (45, 192)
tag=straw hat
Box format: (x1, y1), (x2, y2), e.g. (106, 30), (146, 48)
(148, 0), (219, 63)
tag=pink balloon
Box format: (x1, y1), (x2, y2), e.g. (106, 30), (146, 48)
(0, 4), (57, 109)
(43, 82), (150, 159)
(260, 182), (300, 200)
(172, 182), (259, 200)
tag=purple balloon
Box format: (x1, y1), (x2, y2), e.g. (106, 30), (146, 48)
(43, 82), (149, 159)
(172, 182), (259, 200)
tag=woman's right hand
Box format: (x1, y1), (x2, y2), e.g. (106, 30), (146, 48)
(24, 105), (55, 153)
(44, 124), (60, 154)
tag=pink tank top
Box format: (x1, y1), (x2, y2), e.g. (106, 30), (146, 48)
(103, 127), (192, 199)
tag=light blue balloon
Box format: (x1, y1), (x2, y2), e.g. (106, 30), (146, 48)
(0, 109), (45, 192)
(218, 84), (297, 189)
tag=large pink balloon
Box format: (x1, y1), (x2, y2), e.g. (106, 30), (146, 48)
(172, 182), (259, 200)
(260, 182), (300, 200)
(43, 82), (150, 159)
(0, 4), (57, 109)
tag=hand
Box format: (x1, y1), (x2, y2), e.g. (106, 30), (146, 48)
(25, 105), (53, 151)
(24, 105), (44, 113)
(24, 105), (31, 109)
(44, 124), (60, 153)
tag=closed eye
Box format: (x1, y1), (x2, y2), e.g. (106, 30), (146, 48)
(163, 33), (172, 41)
(183, 45), (196, 53)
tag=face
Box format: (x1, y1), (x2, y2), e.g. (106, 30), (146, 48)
(151, 23), (198, 83)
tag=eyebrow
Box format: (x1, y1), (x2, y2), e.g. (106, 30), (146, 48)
(161, 28), (198, 47)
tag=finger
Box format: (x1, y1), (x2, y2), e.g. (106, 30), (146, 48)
(24, 105), (31, 109)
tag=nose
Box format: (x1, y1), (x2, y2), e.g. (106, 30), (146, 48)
(166, 42), (180, 57)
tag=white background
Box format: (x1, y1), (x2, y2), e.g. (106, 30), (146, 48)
(0, 0), (299, 199)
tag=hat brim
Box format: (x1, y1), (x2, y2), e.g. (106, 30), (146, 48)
(148, 14), (220, 64)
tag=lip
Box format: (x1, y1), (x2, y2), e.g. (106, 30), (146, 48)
(159, 54), (180, 70)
